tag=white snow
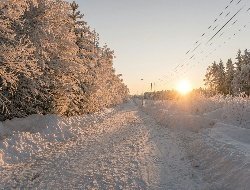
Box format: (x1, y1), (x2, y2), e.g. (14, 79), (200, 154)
(0, 108), (114, 165)
(0, 100), (206, 189)
(0, 96), (249, 189)
(141, 95), (250, 189)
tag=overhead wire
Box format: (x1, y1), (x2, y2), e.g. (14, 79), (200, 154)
(177, 2), (246, 72)
(207, 6), (244, 44)
(155, 0), (248, 90)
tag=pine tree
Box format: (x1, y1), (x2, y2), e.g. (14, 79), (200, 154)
(69, 1), (128, 113)
(205, 49), (250, 96)
(204, 62), (218, 95)
(217, 59), (226, 94)
(242, 49), (250, 66)
(235, 49), (243, 71)
(225, 59), (234, 95)
(234, 49), (250, 95)
(204, 60), (226, 95)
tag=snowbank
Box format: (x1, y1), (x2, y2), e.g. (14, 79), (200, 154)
(206, 123), (250, 152)
(138, 95), (250, 189)
(0, 108), (114, 166)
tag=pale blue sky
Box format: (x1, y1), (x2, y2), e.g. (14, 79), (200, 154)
(67, 0), (250, 94)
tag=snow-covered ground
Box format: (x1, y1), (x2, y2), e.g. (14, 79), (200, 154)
(0, 108), (114, 166)
(0, 100), (206, 189)
(142, 95), (250, 190)
(0, 96), (249, 189)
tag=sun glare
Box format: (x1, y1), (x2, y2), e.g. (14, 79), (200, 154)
(177, 80), (192, 95)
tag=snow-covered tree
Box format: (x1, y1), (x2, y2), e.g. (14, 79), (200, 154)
(205, 49), (250, 96)
(204, 60), (226, 95)
(217, 60), (226, 94)
(225, 59), (234, 95)
(0, 0), (42, 120)
(235, 49), (243, 71)
(69, 1), (129, 113)
(0, 0), (128, 121)
(232, 50), (250, 95)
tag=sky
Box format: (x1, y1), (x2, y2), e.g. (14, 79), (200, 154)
(67, 0), (250, 94)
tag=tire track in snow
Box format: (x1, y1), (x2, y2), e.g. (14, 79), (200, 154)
(0, 101), (206, 189)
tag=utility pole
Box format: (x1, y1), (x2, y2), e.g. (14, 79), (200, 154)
(141, 79), (144, 106)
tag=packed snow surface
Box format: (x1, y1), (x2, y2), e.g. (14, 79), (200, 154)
(0, 96), (249, 189)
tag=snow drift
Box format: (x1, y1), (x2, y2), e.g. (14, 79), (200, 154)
(0, 108), (114, 166)
(139, 95), (250, 189)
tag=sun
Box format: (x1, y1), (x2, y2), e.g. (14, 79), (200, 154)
(176, 79), (192, 95)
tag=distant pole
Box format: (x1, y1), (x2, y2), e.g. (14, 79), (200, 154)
(141, 79), (144, 106)
(151, 83), (153, 91)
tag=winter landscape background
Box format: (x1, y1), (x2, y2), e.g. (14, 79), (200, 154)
(0, 0), (250, 189)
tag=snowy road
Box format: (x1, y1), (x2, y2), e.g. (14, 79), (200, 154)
(0, 101), (205, 189)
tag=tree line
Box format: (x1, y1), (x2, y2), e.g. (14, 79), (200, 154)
(0, 0), (129, 121)
(204, 49), (250, 96)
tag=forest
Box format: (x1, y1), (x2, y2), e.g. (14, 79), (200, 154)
(0, 0), (129, 121)
(204, 49), (250, 96)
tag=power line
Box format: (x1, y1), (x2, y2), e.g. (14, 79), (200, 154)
(186, 0), (243, 56)
(155, 1), (249, 90)
(207, 6), (244, 44)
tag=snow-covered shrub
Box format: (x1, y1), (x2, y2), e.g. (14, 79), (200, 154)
(144, 93), (250, 129)
(221, 95), (250, 128)
(165, 94), (225, 115)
